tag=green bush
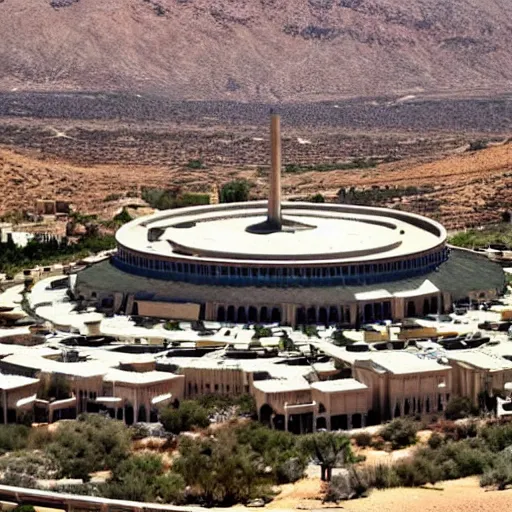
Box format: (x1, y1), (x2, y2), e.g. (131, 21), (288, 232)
(480, 453), (512, 490)
(448, 223), (512, 250)
(444, 396), (478, 420)
(0, 451), (59, 485)
(253, 325), (272, 339)
(236, 423), (308, 483)
(47, 415), (131, 481)
(164, 320), (182, 331)
(186, 159), (204, 169)
(308, 193), (325, 203)
(380, 419), (418, 450)
(0, 425), (30, 454)
(113, 207), (133, 225)
(104, 453), (185, 504)
(353, 432), (372, 448)
(220, 179), (252, 203)
(427, 432), (444, 449)
(12, 506), (36, 512)
(393, 456), (441, 486)
(480, 422), (512, 452)
(174, 431), (272, 506)
(371, 464), (401, 489)
(195, 394), (256, 417)
(160, 401), (210, 434)
(0, 232), (116, 277)
(415, 439), (493, 480)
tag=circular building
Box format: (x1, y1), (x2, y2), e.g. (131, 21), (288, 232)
(74, 116), (505, 326)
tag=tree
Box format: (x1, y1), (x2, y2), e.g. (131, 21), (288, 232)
(302, 433), (351, 481)
(220, 179), (252, 203)
(160, 401), (210, 434)
(173, 432), (269, 506)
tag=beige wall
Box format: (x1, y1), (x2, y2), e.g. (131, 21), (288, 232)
(103, 376), (185, 412)
(450, 362), (512, 404)
(135, 301), (200, 320)
(4, 382), (39, 409)
(180, 367), (249, 398)
(311, 388), (369, 417)
(253, 388), (313, 415)
(354, 363), (451, 419)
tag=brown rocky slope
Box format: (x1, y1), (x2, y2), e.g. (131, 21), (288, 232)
(1, 0), (512, 101)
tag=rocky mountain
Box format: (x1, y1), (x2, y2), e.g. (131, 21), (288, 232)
(1, 0), (512, 101)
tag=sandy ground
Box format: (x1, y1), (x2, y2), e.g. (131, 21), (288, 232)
(344, 477), (512, 512)
(248, 477), (512, 512)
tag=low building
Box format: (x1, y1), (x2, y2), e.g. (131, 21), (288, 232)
(0, 374), (40, 423)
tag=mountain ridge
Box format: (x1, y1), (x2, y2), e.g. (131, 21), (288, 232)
(1, 0), (512, 101)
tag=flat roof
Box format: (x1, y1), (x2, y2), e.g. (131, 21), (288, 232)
(315, 341), (450, 374)
(447, 350), (512, 371)
(116, 201), (445, 265)
(311, 379), (368, 393)
(103, 369), (180, 385)
(1, 354), (107, 378)
(367, 351), (451, 375)
(252, 378), (311, 393)
(0, 374), (39, 390)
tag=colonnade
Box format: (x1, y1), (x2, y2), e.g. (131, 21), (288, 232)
(392, 393), (449, 419)
(216, 304), (282, 324)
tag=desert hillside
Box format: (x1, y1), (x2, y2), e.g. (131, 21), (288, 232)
(1, 0), (512, 101)
(1, 138), (511, 231)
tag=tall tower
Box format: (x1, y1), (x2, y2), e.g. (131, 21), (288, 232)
(267, 112), (282, 229)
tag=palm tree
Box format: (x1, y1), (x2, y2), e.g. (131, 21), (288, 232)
(311, 433), (349, 482)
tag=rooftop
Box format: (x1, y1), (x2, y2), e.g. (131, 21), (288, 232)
(311, 379), (368, 392)
(103, 369), (181, 385)
(116, 201), (446, 265)
(0, 374), (39, 391)
(252, 378), (311, 394)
